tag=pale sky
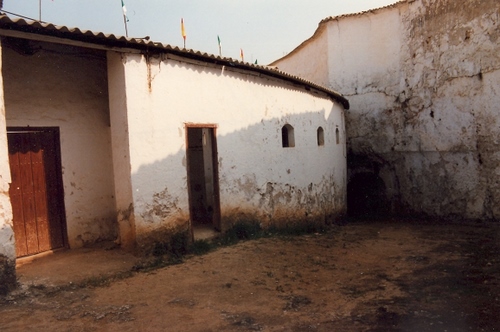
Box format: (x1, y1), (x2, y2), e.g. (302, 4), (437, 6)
(2, 0), (397, 64)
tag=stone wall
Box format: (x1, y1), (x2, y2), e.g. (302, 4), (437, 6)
(273, 0), (500, 220)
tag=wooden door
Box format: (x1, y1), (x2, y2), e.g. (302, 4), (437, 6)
(8, 128), (66, 257)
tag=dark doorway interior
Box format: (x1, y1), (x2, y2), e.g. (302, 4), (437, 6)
(186, 126), (221, 234)
(347, 172), (387, 218)
(7, 127), (66, 257)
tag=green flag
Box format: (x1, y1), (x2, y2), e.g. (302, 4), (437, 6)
(121, 0), (129, 22)
(217, 35), (222, 56)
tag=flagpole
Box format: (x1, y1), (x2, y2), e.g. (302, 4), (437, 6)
(181, 18), (186, 49)
(121, 0), (129, 37)
(123, 15), (128, 37)
(217, 35), (222, 57)
(38, 0), (41, 21)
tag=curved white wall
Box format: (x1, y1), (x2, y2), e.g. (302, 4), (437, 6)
(109, 52), (347, 246)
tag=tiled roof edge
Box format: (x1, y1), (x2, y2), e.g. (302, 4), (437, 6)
(0, 14), (349, 110)
(320, 0), (404, 23)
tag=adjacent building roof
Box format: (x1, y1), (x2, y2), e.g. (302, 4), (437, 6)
(270, 1), (403, 67)
(0, 14), (349, 109)
(320, 0), (403, 23)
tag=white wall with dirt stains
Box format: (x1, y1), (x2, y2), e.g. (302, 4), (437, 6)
(393, 0), (500, 219)
(110, 51), (347, 248)
(0, 39), (15, 261)
(3, 40), (117, 248)
(272, 0), (500, 220)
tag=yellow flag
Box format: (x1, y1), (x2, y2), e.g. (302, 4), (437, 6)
(181, 18), (186, 40)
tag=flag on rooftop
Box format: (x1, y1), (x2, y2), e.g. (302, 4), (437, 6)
(121, 0), (128, 22)
(181, 18), (186, 40)
(217, 35), (222, 56)
(181, 18), (186, 48)
(240, 48), (244, 62)
(121, 0), (129, 37)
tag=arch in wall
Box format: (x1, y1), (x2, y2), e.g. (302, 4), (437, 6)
(317, 126), (324, 146)
(347, 172), (387, 218)
(281, 124), (295, 148)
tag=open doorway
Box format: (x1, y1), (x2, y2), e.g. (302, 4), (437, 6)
(186, 125), (221, 240)
(347, 172), (388, 219)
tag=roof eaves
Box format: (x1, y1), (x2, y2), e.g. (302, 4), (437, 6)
(0, 14), (349, 109)
(320, 0), (404, 23)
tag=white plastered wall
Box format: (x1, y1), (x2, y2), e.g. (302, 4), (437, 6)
(0, 39), (15, 260)
(270, 24), (330, 87)
(326, 7), (403, 156)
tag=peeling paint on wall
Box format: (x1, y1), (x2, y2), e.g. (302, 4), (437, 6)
(142, 188), (182, 222)
(392, 0), (500, 219)
(218, 174), (345, 231)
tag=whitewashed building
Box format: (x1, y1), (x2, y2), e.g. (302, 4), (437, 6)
(0, 16), (349, 291)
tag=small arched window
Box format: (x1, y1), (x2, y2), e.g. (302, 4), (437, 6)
(335, 127), (340, 144)
(317, 127), (325, 146)
(282, 124), (295, 148)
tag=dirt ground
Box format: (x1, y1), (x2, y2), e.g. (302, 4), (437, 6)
(1, 218), (500, 331)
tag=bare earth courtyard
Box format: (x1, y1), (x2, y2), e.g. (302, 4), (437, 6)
(1, 219), (500, 331)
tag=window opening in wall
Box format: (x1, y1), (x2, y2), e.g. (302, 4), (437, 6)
(281, 124), (295, 148)
(317, 127), (324, 146)
(336, 127), (340, 145)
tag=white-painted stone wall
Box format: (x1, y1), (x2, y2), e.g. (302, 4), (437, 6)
(273, 0), (500, 220)
(107, 52), (346, 248)
(0, 39), (15, 261)
(395, 0), (500, 219)
(3, 41), (117, 247)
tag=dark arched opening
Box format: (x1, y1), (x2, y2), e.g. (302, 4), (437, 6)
(317, 126), (324, 146)
(347, 172), (387, 218)
(281, 124), (295, 148)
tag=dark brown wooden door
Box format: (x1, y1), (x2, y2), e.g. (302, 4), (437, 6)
(8, 129), (66, 257)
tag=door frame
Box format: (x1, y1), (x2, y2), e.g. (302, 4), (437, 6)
(7, 126), (68, 257)
(185, 123), (221, 231)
